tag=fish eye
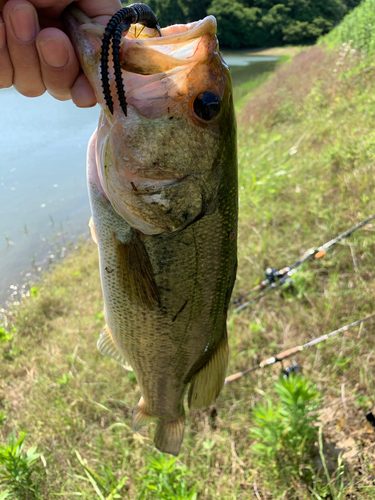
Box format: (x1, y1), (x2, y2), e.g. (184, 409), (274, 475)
(193, 91), (221, 121)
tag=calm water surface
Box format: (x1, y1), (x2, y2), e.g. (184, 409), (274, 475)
(0, 54), (278, 305)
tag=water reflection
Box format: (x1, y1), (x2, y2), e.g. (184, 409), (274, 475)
(223, 54), (279, 87)
(0, 88), (99, 304)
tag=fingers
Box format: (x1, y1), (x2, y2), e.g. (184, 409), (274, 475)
(0, 14), (13, 88)
(71, 73), (97, 108)
(1, 0), (94, 103)
(1, 0), (122, 104)
(3, 0), (45, 96)
(77, 0), (122, 18)
(36, 28), (78, 100)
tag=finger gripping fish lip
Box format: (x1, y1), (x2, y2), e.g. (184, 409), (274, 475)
(100, 3), (162, 116)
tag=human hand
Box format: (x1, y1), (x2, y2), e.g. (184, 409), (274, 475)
(0, 0), (121, 106)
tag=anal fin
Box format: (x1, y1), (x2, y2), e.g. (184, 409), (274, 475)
(188, 332), (229, 410)
(132, 397), (154, 431)
(89, 217), (98, 244)
(97, 326), (132, 371)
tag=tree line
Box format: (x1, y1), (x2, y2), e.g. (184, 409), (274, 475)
(144, 0), (362, 48)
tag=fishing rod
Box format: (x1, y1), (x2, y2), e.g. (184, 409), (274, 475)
(225, 312), (375, 384)
(232, 213), (375, 313)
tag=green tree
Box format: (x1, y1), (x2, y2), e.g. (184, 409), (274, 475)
(146, 0), (187, 26)
(259, 4), (292, 45)
(208, 0), (264, 47)
(185, 0), (213, 21)
(208, 0), (348, 48)
(135, 0), (359, 48)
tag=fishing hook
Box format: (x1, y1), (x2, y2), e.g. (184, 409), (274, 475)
(100, 3), (162, 116)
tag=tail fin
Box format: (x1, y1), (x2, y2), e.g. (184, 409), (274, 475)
(132, 398), (185, 455)
(154, 415), (185, 456)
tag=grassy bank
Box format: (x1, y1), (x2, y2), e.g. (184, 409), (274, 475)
(1, 40), (375, 500)
(233, 54), (291, 110)
(320, 0), (375, 56)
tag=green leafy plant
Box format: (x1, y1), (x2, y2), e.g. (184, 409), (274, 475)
(0, 328), (13, 344)
(250, 374), (321, 483)
(68, 450), (128, 500)
(138, 453), (197, 500)
(30, 287), (39, 299)
(56, 373), (72, 387)
(0, 431), (43, 499)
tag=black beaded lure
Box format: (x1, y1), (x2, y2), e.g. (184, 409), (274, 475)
(100, 3), (162, 116)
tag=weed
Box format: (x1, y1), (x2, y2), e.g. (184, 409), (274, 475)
(0, 328), (13, 344)
(66, 450), (128, 499)
(56, 373), (72, 387)
(250, 374), (322, 488)
(0, 431), (43, 499)
(29, 287), (39, 299)
(316, 427), (347, 500)
(138, 454), (197, 500)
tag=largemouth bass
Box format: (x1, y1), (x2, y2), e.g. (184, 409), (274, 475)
(65, 4), (237, 456)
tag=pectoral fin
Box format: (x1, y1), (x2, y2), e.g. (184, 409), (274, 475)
(97, 326), (132, 371)
(188, 332), (229, 410)
(115, 231), (160, 310)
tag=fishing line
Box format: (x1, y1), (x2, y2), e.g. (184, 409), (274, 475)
(225, 312), (375, 384)
(233, 213), (375, 313)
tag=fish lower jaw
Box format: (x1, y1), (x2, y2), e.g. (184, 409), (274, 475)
(104, 173), (190, 234)
(109, 196), (167, 235)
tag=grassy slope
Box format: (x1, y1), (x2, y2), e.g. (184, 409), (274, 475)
(1, 36), (375, 500)
(320, 0), (375, 56)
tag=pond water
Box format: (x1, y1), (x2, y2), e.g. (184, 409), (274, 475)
(223, 54), (279, 87)
(0, 53), (279, 305)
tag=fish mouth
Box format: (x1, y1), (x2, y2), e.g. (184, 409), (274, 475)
(64, 6), (224, 116)
(131, 16), (217, 44)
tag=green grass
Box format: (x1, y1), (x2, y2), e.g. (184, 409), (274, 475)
(233, 55), (291, 111)
(1, 42), (375, 498)
(320, 0), (375, 56)
(0, 431), (44, 499)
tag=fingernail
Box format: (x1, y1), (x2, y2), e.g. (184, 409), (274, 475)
(38, 38), (69, 68)
(9, 4), (37, 43)
(0, 19), (6, 50)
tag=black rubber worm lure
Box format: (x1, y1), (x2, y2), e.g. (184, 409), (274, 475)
(100, 3), (162, 116)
